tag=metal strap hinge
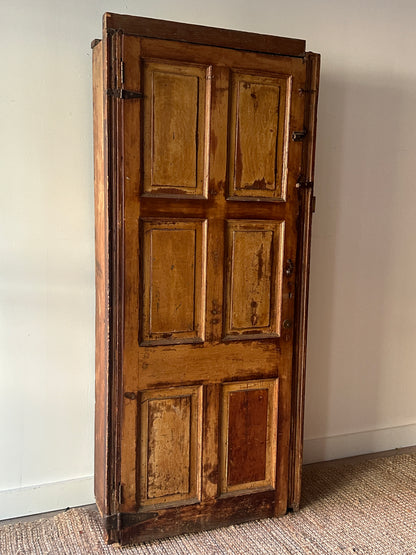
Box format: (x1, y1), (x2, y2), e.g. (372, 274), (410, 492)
(106, 88), (144, 100)
(103, 511), (158, 532)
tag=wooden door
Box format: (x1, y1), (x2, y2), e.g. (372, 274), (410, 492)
(93, 14), (320, 545)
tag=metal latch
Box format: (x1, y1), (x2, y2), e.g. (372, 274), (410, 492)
(292, 129), (308, 142)
(296, 177), (316, 212)
(296, 176), (314, 189)
(106, 88), (144, 100)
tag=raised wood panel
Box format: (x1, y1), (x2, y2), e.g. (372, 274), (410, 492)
(227, 388), (268, 485)
(141, 219), (207, 345)
(147, 396), (190, 498)
(139, 385), (203, 507)
(220, 379), (278, 494)
(143, 61), (211, 197)
(224, 220), (284, 340)
(228, 72), (290, 201)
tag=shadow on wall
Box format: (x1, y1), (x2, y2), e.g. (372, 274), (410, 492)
(303, 70), (416, 462)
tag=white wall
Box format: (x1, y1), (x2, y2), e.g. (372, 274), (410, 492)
(1, 0), (415, 520)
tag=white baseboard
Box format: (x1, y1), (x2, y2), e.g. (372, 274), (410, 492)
(303, 422), (416, 464)
(2, 424), (415, 521)
(0, 476), (94, 521)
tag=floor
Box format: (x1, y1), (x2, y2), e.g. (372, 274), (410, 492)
(1, 445), (415, 527)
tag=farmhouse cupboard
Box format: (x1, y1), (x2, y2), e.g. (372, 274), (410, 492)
(92, 12), (320, 545)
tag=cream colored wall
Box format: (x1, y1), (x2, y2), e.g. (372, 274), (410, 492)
(1, 0), (415, 519)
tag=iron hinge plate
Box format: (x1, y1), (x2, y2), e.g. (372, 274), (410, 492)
(103, 511), (158, 532)
(106, 88), (144, 100)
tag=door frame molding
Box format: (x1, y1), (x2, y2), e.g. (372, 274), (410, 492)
(289, 52), (321, 511)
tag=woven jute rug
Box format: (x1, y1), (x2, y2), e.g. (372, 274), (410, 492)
(1, 452), (415, 554)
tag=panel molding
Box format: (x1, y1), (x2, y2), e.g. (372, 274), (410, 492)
(224, 220), (285, 340)
(138, 385), (203, 508)
(220, 379), (278, 495)
(142, 60), (211, 198)
(227, 71), (291, 201)
(141, 218), (207, 345)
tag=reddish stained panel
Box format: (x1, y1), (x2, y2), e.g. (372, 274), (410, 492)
(227, 389), (268, 486)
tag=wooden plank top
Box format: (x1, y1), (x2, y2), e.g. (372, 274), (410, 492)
(104, 13), (306, 58)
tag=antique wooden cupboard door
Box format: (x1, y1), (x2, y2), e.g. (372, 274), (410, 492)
(93, 13), (320, 545)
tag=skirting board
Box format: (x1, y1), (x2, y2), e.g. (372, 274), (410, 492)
(1, 423), (415, 521)
(303, 422), (416, 464)
(0, 476), (94, 521)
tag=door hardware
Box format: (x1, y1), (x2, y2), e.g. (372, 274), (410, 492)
(292, 129), (307, 141)
(285, 259), (294, 277)
(106, 88), (144, 99)
(296, 176), (314, 189)
(298, 88), (318, 96)
(124, 392), (137, 400)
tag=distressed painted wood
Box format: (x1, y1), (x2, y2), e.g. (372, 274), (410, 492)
(143, 61), (210, 197)
(224, 220), (284, 339)
(139, 386), (202, 506)
(92, 13), (320, 545)
(228, 72), (289, 200)
(141, 219), (207, 344)
(220, 379), (278, 494)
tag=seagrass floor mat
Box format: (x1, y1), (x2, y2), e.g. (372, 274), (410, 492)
(1, 452), (415, 554)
